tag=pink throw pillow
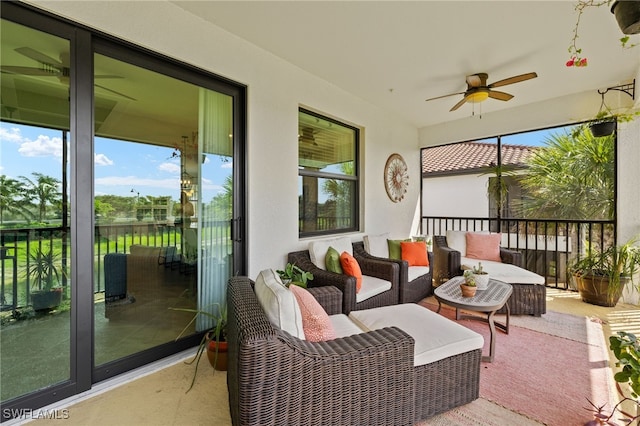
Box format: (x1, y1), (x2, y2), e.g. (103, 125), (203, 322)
(289, 285), (336, 342)
(465, 232), (502, 262)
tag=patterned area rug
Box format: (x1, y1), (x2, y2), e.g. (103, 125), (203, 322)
(418, 398), (543, 425)
(420, 300), (615, 426)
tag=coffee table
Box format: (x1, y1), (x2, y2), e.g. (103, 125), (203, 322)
(434, 276), (512, 362)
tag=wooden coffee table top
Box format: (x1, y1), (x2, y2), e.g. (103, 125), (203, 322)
(434, 276), (512, 313)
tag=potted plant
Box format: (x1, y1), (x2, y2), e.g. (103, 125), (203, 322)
(567, 0), (639, 68)
(461, 270), (478, 297)
(170, 301), (227, 392)
(276, 262), (314, 288)
(470, 262), (490, 290)
(25, 246), (65, 312)
(610, 331), (640, 401)
(570, 237), (640, 307)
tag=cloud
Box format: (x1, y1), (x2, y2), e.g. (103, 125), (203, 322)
(95, 153), (114, 166)
(0, 126), (23, 143)
(221, 161), (233, 169)
(18, 134), (64, 159)
(158, 162), (180, 174)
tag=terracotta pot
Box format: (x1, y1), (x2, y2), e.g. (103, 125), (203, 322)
(206, 340), (228, 371)
(574, 273), (627, 307)
(611, 0), (640, 35)
(460, 284), (477, 298)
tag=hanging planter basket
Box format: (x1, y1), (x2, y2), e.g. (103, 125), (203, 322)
(611, 0), (640, 35)
(589, 120), (616, 137)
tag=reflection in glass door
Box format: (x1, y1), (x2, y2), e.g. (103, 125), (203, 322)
(93, 53), (235, 367)
(0, 20), (72, 402)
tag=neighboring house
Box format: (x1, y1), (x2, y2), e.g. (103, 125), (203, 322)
(421, 141), (537, 218)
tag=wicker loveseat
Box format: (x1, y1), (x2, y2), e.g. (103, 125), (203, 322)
(226, 275), (483, 425)
(433, 232), (546, 316)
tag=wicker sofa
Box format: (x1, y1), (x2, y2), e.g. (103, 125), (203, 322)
(226, 275), (483, 425)
(433, 233), (546, 316)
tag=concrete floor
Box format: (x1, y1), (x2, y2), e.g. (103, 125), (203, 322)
(9, 288), (640, 426)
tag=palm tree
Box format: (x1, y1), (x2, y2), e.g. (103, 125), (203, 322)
(0, 174), (33, 225)
(19, 172), (62, 222)
(516, 125), (614, 221)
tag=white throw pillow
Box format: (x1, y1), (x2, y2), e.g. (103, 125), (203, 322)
(254, 269), (305, 339)
(446, 230), (468, 255)
(309, 237), (352, 270)
(363, 233), (390, 258)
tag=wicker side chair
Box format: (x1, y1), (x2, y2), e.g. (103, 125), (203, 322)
(226, 276), (416, 426)
(433, 235), (546, 316)
(352, 241), (433, 304)
(287, 249), (399, 314)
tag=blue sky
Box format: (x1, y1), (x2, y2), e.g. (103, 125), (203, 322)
(0, 122), (232, 204)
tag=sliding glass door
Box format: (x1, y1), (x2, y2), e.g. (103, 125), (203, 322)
(0, 3), (246, 418)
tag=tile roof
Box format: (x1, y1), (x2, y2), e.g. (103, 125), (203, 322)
(421, 141), (539, 176)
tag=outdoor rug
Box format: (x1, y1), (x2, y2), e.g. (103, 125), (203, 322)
(420, 300), (616, 426)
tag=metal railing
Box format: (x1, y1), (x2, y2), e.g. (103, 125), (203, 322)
(422, 216), (616, 289)
(0, 223), (182, 311)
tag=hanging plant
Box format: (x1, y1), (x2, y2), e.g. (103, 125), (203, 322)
(567, 0), (639, 68)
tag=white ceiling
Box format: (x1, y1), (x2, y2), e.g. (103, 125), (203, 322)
(174, 1), (640, 128)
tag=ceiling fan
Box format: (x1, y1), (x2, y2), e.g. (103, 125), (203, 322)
(425, 72), (537, 112)
(1, 47), (136, 101)
(298, 127), (318, 145)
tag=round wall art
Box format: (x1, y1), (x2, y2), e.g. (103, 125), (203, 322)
(384, 153), (408, 202)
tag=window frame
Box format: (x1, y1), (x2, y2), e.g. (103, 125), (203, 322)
(298, 107), (359, 238)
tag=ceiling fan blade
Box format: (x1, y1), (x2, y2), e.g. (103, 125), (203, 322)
(488, 72), (537, 88)
(95, 83), (137, 101)
(466, 73), (488, 88)
(1, 66), (60, 76)
(488, 90), (514, 101)
(425, 91), (465, 102)
(15, 47), (63, 68)
(450, 94), (472, 111)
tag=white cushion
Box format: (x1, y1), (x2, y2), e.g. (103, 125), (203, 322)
(363, 233), (390, 258)
(349, 304), (484, 366)
(408, 266), (430, 282)
(356, 275), (392, 303)
(309, 237), (353, 270)
(329, 314), (364, 338)
(461, 257), (545, 285)
(446, 230), (468, 255)
(254, 269), (305, 339)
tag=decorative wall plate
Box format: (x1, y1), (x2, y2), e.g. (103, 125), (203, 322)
(384, 153), (408, 202)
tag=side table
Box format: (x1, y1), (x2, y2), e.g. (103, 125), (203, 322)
(434, 276), (512, 362)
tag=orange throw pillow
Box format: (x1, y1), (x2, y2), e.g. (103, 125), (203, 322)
(400, 241), (429, 266)
(340, 251), (362, 293)
(465, 232), (502, 262)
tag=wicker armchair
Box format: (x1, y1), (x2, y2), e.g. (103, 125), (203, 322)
(226, 276), (416, 426)
(352, 241), (433, 304)
(433, 235), (546, 316)
(288, 249), (399, 314)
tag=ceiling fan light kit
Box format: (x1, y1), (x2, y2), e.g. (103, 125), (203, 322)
(425, 71), (537, 113)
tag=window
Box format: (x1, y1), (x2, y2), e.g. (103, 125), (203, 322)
(298, 108), (358, 236)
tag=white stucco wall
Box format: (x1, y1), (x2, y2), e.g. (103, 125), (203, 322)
(422, 174), (488, 217)
(29, 0), (422, 277)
